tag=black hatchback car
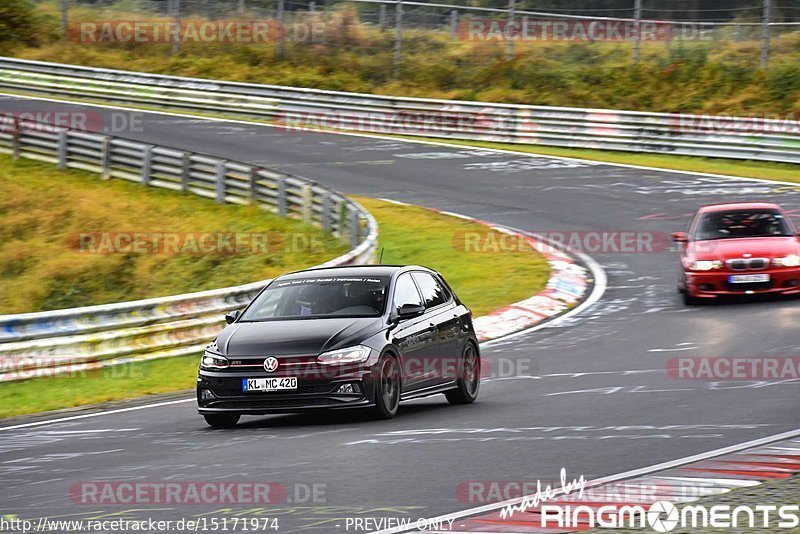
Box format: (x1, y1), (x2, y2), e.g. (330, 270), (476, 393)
(197, 265), (480, 427)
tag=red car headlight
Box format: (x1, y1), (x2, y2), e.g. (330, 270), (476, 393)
(774, 254), (800, 268)
(688, 260), (723, 271)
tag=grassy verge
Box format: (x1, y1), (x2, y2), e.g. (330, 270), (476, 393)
(585, 475), (800, 533)
(0, 154), (347, 313)
(0, 191), (549, 419)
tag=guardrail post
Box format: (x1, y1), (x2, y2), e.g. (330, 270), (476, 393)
(449, 10), (458, 39)
(338, 201), (348, 243)
(506, 0), (515, 61)
(180, 152), (191, 192)
(100, 136), (111, 179)
(215, 161), (226, 203)
(633, 0), (642, 65)
(349, 209), (360, 248)
(322, 193), (331, 232)
(761, 0), (771, 68)
(249, 167), (259, 204)
(141, 145), (152, 185)
(277, 176), (287, 216)
(57, 130), (67, 169)
(277, 0), (285, 59)
(302, 183), (313, 223)
(394, 0), (403, 80)
(11, 117), (20, 160)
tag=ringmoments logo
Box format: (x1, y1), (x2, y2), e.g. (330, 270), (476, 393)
(537, 501), (800, 531)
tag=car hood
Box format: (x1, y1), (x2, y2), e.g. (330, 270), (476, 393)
(215, 317), (385, 357)
(688, 236), (799, 260)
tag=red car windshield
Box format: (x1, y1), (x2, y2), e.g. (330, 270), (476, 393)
(693, 209), (793, 241)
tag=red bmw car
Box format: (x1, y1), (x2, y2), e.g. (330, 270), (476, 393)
(673, 202), (800, 305)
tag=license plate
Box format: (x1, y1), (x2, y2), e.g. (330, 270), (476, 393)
(242, 377), (298, 392)
(729, 274), (770, 284)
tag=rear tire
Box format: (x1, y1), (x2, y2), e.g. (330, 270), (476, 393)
(203, 413), (240, 428)
(372, 354), (401, 419)
(445, 343), (480, 405)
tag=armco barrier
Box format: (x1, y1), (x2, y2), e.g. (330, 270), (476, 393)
(0, 115), (377, 381)
(1, 57), (799, 163)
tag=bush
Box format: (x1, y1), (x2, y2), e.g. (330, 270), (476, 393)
(0, 0), (39, 50)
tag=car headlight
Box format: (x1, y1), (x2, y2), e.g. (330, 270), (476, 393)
(317, 345), (371, 365)
(200, 350), (229, 370)
(774, 254), (800, 267)
(688, 260), (723, 271)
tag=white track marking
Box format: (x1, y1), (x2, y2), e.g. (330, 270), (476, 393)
(0, 399), (194, 432)
(370, 427), (800, 533)
(1, 92), (799, 188)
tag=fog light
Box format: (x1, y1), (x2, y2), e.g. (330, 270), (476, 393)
(785, 279), (799, 287)
(698, 283), (715, 291)
(200, 389), (215, 400)
(336, 383), (357, 394)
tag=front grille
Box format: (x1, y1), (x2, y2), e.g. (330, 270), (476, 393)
(724, 281), (774, 292)
(726, 258), (769, 271)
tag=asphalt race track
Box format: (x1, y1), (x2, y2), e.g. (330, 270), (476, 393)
(2, 95), (799, 533)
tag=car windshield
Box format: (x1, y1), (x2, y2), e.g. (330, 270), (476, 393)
(693, 209), (793, 241)
(239, 276), (389, 321)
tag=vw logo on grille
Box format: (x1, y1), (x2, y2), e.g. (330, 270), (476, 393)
(263, 357), (279, 373)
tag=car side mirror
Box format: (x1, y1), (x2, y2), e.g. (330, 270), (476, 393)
(225, 310), (241, 324)
(397, 303), (425, 320)
(672, 232), (688, 243)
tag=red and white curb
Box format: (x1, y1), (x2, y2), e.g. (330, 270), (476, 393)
(373, 428), (800, 533)
(379, 199), (596, 344)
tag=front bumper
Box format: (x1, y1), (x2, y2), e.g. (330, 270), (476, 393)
(196, 365), (377, 415)
(685, 267), (800, 298)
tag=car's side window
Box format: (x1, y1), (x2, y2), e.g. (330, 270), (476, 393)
(411, 272), (450, 309)
(392, 273), (423, 314)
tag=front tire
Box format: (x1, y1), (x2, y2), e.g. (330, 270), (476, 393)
(203, 413), (240, 428)
(372, 354), (401, 419)
(445, 343), (480, 405)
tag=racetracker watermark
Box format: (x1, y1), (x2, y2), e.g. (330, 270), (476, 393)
(71, 232), (329, 255)
(452, 230), (671, 254)
(275, 111), (510, 135)
(668, 357), (800, 380)
(71, 20), (326, 45)
(0, 109), (144, 134)
(458, 19), (678, 42)
(669, 113), (800, 135)
(68, 482), (326, 505)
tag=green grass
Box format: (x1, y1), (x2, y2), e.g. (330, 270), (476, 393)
(354, 195), (551, 318)
(0, 154), (347, 313)
(0, 357), (200, 418)
(0, 188), (549, 419)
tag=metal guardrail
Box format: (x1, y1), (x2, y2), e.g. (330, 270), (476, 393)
(1, 57), (799, 164)
(0, 112), (378, 381)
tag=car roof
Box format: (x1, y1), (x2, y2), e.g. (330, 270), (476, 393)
(278, 265), (431, 280)
(698, 202), (783, 213)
